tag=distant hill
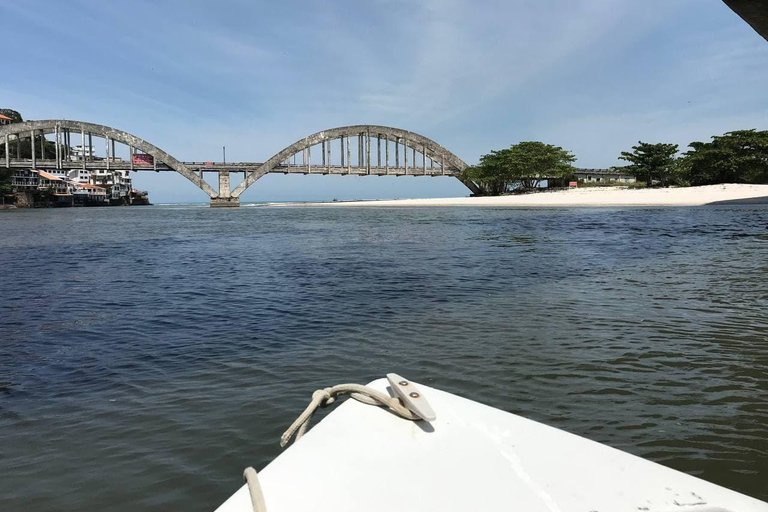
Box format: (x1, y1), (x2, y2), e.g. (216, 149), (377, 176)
(0, 109), (23, 122)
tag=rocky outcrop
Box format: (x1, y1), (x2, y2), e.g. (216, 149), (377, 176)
(14, 191), (34, 208)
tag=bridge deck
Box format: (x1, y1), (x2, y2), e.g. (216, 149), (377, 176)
(3, 159), (461, 177)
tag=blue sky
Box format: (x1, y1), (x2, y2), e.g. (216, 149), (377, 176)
(2, 0), (767, 203)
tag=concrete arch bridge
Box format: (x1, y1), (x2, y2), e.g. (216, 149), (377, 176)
(0, 120), (479, 207)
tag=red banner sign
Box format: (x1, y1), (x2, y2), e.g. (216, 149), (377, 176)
(132, 153), (154, 165)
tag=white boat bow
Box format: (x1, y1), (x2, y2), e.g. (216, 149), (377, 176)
(216, 376), (768, 512)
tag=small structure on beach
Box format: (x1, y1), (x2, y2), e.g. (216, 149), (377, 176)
(573, 168), (636, 184)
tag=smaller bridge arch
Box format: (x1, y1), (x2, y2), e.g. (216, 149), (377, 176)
(0, 120), (217, 197)
(231, 125), (480, 198)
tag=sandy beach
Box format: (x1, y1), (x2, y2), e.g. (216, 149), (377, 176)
(276, 184), (768, 207)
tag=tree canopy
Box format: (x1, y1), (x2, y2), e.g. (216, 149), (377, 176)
(681, 129), (768, 186)
(616, 142), (679, 187)
(462, 141), (576, 195)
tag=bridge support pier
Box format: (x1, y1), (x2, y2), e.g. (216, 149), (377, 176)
(210, 196), (240, 208)
(210, 170), (240, 207)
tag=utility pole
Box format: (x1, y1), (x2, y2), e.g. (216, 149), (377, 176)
(223, 146), (226, 165)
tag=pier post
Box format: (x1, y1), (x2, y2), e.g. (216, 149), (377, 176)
(366, 129), (371, 174)
(404, 137), (408, 175)
(385, 135), (389, 174)
(55, 125), (60, 169)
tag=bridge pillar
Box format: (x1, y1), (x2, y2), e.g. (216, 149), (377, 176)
(210, 170), (239, 207)
(218, 170), (231, 198)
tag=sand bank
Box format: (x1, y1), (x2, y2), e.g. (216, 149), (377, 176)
(274, 184), (768, 207)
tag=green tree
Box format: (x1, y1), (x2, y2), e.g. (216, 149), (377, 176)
(462, 141), (576, 195)
(0, 169), (13, 195)
(462, 150), (510, 196)
(616, 141), (679, 187)
(680, 129), (768, 185)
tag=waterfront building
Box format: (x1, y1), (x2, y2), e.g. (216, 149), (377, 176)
(90, 169), (133, 200)
(11, 169), (72, 194)
(45, 169), (70, 180)
(11, 169), (38, 189)
(573, 168), (636, 184)
(68, 169), (92, 184)
(73, 183), (108, 204)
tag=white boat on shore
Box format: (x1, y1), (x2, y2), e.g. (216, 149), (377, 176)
(216, 374), (767, 512)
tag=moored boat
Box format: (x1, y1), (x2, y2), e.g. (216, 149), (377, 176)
(216, 374), (768, 512)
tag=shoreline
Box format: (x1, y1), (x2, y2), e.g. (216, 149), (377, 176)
(266, 184), (768, 208)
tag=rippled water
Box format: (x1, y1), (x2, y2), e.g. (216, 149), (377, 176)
(1, 204), (767, 510)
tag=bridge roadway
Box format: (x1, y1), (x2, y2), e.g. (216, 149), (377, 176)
(4, 158), (460, 177)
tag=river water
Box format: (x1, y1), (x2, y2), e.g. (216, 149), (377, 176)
(1, 204), (767, 510)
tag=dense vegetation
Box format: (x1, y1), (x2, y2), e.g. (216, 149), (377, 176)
(681, 130), (768, 185)
(461, 142), (576, 195)
(463, 129), (768, 195)
(614, 130), (768, 187)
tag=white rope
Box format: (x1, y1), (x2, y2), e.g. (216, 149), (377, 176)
(243, 382), (420, 512)
(243, 467), (267, 512)
(280, 383), (420, 447)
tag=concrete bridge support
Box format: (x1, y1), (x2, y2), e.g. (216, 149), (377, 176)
(210, 170), (240, 207)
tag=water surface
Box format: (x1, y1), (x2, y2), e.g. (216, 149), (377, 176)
(1, 204), (767, 510)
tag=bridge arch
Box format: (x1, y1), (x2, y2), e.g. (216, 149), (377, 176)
(231, 125), (479, 197)
(0, 119), (217, 197)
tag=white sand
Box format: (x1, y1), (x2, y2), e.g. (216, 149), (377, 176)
(274, 184), (768, 207)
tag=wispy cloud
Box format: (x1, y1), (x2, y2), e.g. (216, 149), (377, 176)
(2, 0), (767, 201)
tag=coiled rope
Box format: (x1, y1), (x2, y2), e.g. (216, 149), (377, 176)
(280, 383), (420, 447)
(242, 382), (422, 512)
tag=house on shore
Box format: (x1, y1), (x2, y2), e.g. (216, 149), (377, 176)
(11, 169), (76, 206)
(73, 183), (108, 205)
(573, 168), (636, 184)
(11, 169), (72, 195)
(91, 169), (132, 201)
